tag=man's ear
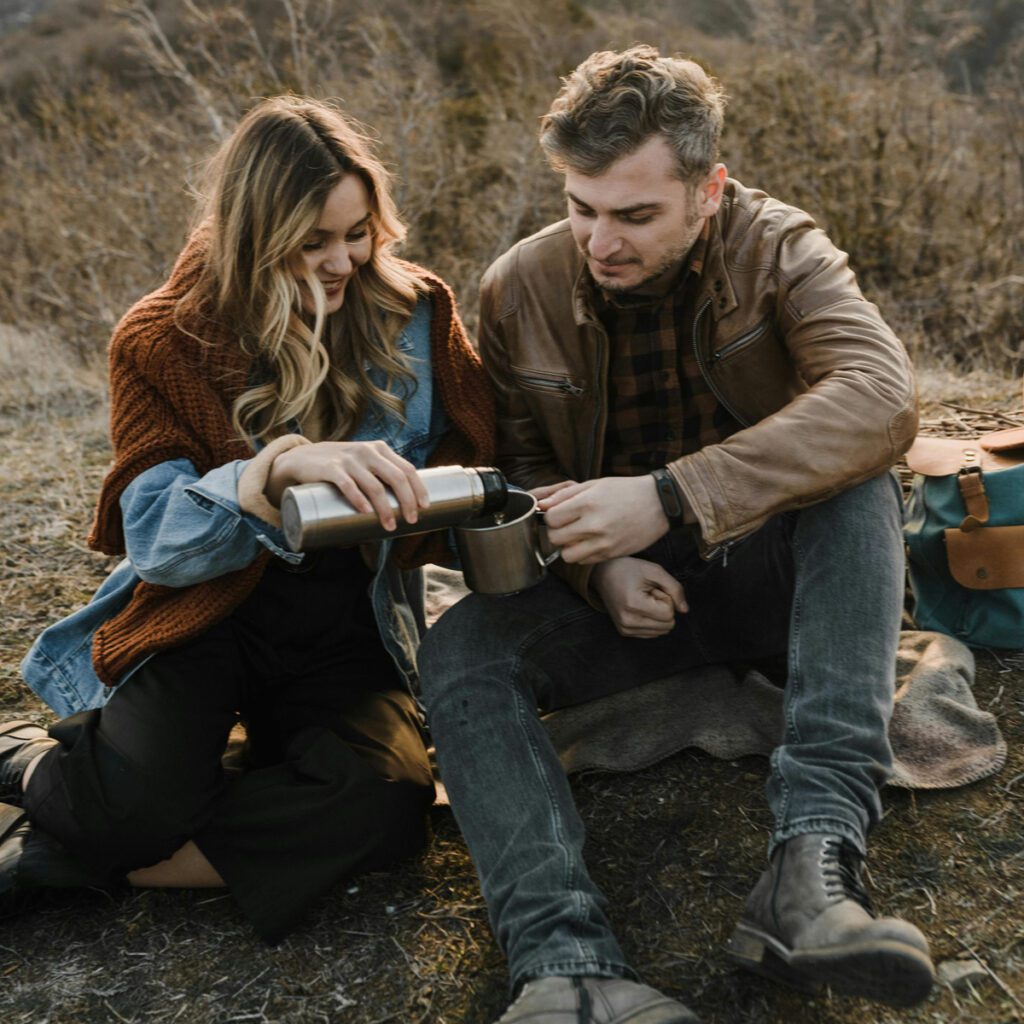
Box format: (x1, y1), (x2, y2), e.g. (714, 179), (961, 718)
(696, 164), (727, 217)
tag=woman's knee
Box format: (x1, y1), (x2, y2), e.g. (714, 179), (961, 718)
(353, 776), (433, 868)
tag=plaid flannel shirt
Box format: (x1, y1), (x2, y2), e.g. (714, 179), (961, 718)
(596, 223), (739, 477)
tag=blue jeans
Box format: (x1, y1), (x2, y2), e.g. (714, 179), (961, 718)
(418, 473), (904, 988)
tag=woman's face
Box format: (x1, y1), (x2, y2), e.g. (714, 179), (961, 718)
(292, 174), (373, 315)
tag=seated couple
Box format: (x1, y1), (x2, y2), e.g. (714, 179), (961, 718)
(4, 47), (934, 1024)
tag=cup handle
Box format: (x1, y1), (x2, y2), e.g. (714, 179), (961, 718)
(535, 513), (560, 567)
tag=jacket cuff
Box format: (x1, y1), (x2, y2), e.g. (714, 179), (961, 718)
(551, 559), (602, 611)
(238, 434), (312, 528)
(665, 460), (705, 533)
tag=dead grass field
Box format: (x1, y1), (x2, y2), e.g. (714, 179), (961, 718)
(1, 330), (1023, 1023)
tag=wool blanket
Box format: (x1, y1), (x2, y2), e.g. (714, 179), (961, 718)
(425, 568), (1006, 791)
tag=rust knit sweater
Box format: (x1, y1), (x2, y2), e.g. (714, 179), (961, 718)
(86, 233), (495, 685)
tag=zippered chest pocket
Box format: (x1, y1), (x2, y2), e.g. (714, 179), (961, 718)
(511, 365), (586, 398)
(711, 316), (772, 364)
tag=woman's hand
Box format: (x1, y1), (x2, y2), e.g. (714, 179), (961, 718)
(264, 440), (429, 531)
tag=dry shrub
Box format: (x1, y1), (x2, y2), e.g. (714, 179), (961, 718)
(722, 1), (1024, 372)
(0, 0), (1020, 366)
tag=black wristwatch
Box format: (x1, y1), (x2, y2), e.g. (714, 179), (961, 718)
(650, 467), (686, 528)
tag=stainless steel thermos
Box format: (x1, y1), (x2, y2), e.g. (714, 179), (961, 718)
(281, 465), (508, 551)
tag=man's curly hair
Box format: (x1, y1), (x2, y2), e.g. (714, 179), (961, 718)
(539, 45), (727, 184)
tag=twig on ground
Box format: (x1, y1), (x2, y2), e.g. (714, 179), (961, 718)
(959, 940), (1024, 1011)
(937, 401), (1024, 426)
(104, 1000), (135, 1024)
(0, 943), (29, 965)
(228, 966), (271, 1001)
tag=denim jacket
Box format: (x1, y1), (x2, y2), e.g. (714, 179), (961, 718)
(22, 297), (448, 717)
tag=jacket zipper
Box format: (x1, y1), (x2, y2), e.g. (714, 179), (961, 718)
(692, 299), (751, 563)
(692, 299), (748, 427)
(711, 319), (768, 363)
(708, 539), (736, 565)
(514, 373), (584, 397)
(587, 324), (609, 477)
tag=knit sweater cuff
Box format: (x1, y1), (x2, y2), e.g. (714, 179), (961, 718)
(238, 434), (312, 528)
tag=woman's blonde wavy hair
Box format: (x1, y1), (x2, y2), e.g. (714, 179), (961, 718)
(183, 95), (426, 444)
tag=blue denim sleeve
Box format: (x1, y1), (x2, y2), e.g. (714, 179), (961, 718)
(120, 458), (301, 587)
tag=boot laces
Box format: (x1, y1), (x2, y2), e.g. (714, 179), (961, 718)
(821, 836), (874, 913)
(0, 759), (19, 790)
(573, 977), (593, 1023)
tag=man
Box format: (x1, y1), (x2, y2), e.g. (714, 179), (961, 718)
(420, 46), (933, 1024)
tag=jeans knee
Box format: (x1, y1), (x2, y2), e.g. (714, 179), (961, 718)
(840, 471), (902, 519)
(419, 595), (499, 700)
(799, 472), (902, 545)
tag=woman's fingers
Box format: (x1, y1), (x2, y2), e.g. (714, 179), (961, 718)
(332, 442), (427, 531)
(348, 453), (419, 529)
(270, 440), (427, 530)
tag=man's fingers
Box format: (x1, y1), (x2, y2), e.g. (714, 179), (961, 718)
(538, 499), (582, 530)
(632, 592), (676, 625)
(531, 480), (578, 502)
(644, 565), (689, 613)
(614, 613), (675, 638)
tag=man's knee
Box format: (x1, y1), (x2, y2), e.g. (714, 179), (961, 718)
(419, 594), (511, 696)
(798, 471), (903, 541)
(835, 471), (902, 516)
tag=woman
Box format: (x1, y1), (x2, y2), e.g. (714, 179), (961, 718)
(4, 95), (493, 941)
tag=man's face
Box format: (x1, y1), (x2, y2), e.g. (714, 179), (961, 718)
(565, 135), (723, 295)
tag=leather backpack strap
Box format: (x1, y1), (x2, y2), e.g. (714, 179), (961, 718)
(956, 466), (990, 531)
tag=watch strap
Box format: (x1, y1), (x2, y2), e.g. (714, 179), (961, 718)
(651, 467), (686, 528)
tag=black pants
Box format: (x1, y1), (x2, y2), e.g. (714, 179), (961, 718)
(24, 550), (434, 942)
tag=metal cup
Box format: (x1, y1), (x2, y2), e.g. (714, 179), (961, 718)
(454, 490), (561, 595)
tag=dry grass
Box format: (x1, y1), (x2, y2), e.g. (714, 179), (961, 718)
(1, 3), (1023, 1017)
(1, 328), (1024, 1021)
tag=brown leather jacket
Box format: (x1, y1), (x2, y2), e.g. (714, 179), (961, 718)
(478, 178), (918, 596)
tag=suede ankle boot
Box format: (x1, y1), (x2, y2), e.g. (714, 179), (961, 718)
(727, 833), (934, 1007)
(0, 721), (57, 805)
(495, 976), (701, 1024)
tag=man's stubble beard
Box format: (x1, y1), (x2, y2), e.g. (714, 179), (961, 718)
(589, 213), (703, 295)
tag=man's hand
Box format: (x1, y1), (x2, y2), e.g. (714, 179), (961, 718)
(538, 475), (670, 563)
(591, 557), (688, 638)
(264, 440), (429, 531)
(529, 480), (578, 502)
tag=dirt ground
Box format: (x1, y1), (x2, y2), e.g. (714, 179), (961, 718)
(1, 332), (1022, 1023)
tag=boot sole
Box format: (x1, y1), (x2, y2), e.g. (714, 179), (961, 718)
(727, 922), (935, 1008)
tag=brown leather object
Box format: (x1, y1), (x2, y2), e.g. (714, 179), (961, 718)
(980, 425), (1024, 453)
(906, 434), (1024, 475)
(945, 525), (1024, 590)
